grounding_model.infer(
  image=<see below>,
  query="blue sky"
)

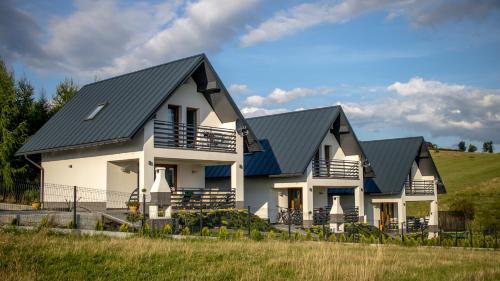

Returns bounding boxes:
[1,0,500,149]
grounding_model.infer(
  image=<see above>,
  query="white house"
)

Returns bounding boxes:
[206,106,374,227]
[16,54,260,210]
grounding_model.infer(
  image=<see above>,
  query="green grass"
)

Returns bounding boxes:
[407,151,500,217]
[1,229,499,281]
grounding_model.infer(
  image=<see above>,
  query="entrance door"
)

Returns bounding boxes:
[324,145,331,176]
[380,203,395,230]
[288,188,303,209]
[155,164,177,191]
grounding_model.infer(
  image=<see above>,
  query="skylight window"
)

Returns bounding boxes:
[85,103,106,120]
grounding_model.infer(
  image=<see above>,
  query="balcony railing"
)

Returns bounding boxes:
[171,187,235,210]
[154,120,236,153]
[312,159,359,179]
[404,179,434,195]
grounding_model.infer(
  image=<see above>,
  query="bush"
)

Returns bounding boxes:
[329,234,337,242]
[218,226,229,239]
[119,224,129,233]
[250,229,263,241]
[95,221,104,231]
[163,224,173,235]
[39,215,49,228]
[10,217,18,226]
[140,223,150,235]
[126,213,140,223]
[305,229,312,241]
[267,230,275,240]
[67,220,76,229]
[317,230,324,241]
[293,232,302,241]
[181,226,190,236]
[232,229,244,239]
[280,231,288,241]
[201,226,210,237]
[339,234,346,242]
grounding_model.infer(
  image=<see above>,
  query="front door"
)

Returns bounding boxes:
[155,164,177,191]
[288,188,303,209]
[380,203,395,230]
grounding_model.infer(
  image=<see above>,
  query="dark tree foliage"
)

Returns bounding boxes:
[467,144,477,153]
[50,78,79,115]
[458,141,466,152]
[482,141,494,153]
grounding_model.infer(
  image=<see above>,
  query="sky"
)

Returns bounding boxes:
[1,0,500,149]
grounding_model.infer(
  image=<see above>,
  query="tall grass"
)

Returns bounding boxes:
[1,229,499,281]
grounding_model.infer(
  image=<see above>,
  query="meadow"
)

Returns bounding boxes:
[0,229,499,281]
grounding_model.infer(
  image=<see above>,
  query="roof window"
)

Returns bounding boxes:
[85,103,106,120]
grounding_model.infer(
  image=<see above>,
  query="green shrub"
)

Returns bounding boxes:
[267,230,275,240]
[339,234,346,242]
[293,232,302,241]
[201,226,210,237]
[280,231,288,241]
[39,215,49,228]
[163,224,173,235]
[10,217,18,226]
[232,229,244,239]
[317,230,324,241]
[250,229,263,241]
[95,221,104,231]
[305,229,312,241]
[181,227,190,236]
[67,220,76,229]
[126,213,140,223]
[369,234,376,244]
[140,223,150,235]
[218,226,229,239]
[329,234,337,242]
[119,224,129,233]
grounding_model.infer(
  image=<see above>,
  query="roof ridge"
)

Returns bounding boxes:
[361,136,424,143]
[82,53,205,88]
[247,105,341,120]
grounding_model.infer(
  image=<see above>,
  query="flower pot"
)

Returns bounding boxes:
[32,202,40,210]
[129,206,138,213]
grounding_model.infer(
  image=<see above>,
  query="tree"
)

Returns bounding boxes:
[482,141,494,153]
[467,144,477,153]
[50,78,79,115]
[0,59,28,187]
[458,141,466,152]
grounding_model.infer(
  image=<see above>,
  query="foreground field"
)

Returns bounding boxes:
[1,230,499,281]
[408,150,500,217]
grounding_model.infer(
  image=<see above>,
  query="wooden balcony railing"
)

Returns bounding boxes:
[154,120,236,153]
[312,159,359,179]
[404,179,434,195]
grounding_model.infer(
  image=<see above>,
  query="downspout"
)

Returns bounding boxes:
[24,155,44,209]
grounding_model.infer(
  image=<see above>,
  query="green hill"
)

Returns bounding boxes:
[407,151,500,223]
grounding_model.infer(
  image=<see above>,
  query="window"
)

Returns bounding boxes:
[85,103,106,120]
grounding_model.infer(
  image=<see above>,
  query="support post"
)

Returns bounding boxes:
[142,193,146,227]
[288,208,291,239]
[199,208,203,235]
[73,186,77,229]
[247,205,251,236]
[302,184,313,228]
[428,200,439,238]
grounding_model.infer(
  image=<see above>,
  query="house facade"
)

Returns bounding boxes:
[16,54,260,209]
[206,106,374,227]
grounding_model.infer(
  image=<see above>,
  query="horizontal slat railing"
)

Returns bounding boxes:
[171,188,235,210]
[312,159,359,179]
[154,120,236,153]
[404,180,434,195]
[313,206,359,225]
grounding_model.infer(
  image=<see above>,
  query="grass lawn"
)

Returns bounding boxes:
[1,230,499,281]
[407,151,500,217]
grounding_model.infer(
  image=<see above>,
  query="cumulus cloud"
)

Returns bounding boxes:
[240,106,289,118]
[240,0,500,47]
[244,87,333,106]
[1,0,260,78]
[340,77,500,143]
[228,83,250,94]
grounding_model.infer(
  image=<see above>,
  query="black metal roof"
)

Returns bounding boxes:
[245,106,342,176]
[17,54,259,155]
[360,137,444,195]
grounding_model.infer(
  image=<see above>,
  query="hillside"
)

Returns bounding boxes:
[407,151,500,219]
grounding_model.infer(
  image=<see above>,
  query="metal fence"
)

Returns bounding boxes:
[312,159,359,179]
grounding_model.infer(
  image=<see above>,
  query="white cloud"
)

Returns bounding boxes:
[240,0,500,47]
[340,77,500,142]
[244,86,333,106]
[240,106,289,118]
[228,83,250,94]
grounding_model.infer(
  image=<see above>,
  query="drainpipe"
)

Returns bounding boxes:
[24,155,44,209]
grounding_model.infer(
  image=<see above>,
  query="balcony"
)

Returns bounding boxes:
[154,120,236,153]
[312,159,359,179]
[404,179,434,195]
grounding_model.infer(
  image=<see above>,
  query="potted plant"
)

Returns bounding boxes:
[127,201,140,213]
[31,199,41,210]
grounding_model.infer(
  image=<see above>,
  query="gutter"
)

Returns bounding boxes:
[24,155,44,209]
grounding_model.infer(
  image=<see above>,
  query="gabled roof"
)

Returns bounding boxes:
[17,54,260,155]
[360,137,445,195]
[206,139,281,177]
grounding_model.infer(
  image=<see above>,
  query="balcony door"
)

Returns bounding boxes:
[167,105,180,146]
[186,108,197,148]
[324,145,331,176]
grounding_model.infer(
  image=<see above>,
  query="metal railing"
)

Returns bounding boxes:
[312,159,359,179]
[154,120,236,153]
[171,187,235,210]
[404,179,434,195]
[312,206,360,225]
[276,207,303,226]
